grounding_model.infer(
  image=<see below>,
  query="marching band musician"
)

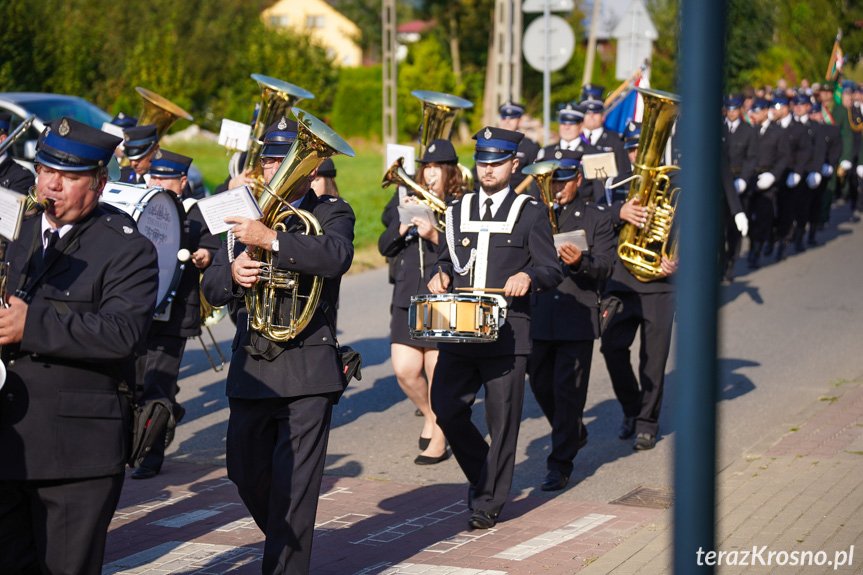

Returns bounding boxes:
[378,139,463,466]
[118,124,159,185]
[790,94,821,253]
[497,101,540,191]
[721,94,756,282]
[0,118,158,574]
[537,103,589,159]
[527,150,615,492]
[806,100,842,245]
[0,113,35,194]
[427,127,563,529]
[130,150,220,480]
[580,97,634,199]
[200,116,355,574]
[311,158,339,198]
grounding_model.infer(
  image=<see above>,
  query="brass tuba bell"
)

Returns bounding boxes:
[617,87,681,282]
[242,74,314,194]
[522,160,562,234]
[135,87,194,140]
[245,108,354,342]
[412,90,475,189]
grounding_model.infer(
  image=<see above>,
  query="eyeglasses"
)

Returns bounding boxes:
[260,158,282,167]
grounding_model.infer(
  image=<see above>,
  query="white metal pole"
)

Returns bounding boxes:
[543,0,551,145]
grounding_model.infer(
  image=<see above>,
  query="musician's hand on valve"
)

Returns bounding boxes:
[427,272,450,294]
[227,169,256,190]
[225,216,277,250]
[231,251,261,288]
[191,248,212,270]
[659,255,679,277]
[558,242,583,267]
[620,197,648,227]
[412,217,438,243]
[504,271,531,297]
[0,296,28,345]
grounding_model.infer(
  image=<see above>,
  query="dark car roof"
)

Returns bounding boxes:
[0,92,112,129]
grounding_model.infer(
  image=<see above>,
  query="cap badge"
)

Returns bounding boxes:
[555,150,563,159]
[461,237,470,247]
[123,226,133,235]
[124,132,131,142]
[58,119,70,137]
[484,128,492,139]
[155,150,163,159]
[428,144,436,153]
[278,117,287,130]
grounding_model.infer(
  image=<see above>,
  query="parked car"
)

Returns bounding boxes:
[0,92,206,197]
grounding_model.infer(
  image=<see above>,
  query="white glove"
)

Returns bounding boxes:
[806,172,822,189]
[785,172,801,188]
[733,178,747,194]
[840,159,853,172]
[734,212,749,237]
[757,172,776,190]
[857,165,863,179]
[821,163,834,177]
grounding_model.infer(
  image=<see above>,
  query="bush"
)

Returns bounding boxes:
[331,66,383,139]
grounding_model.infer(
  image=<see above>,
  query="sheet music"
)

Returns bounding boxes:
[582,152,618,180]
[397,201,437,228]
[218,119,252,152]
[195,186,263,235]
[554,229,589,253]
[387,143,416,201]
[0,187,26,241]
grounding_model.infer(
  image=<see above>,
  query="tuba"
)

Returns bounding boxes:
[617,87,681,282]
[382,157,448,230]
[136,87,194,140]
[242,74,314,194]
[412,90,475,188]
[522,160,562,234]
[246,108,354,342]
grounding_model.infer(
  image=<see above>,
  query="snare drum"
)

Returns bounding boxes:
[100,182,185,317]
[408,293,503,343]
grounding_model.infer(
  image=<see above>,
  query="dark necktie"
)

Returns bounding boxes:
[482,198,494,221]
[43,229,58,262]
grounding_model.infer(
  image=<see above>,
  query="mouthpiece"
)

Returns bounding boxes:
[24,197,54,218]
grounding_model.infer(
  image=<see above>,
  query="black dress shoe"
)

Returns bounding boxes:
[618,416,636,439]
[418,436,431,451]
[131,465,159,480]
[414,408,423,417]
[414,451,450,465]
[633,433,656,451]
[468,509,496,529]
[541,470,569,491]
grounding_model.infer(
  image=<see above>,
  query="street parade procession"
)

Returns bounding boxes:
[1,1,863,574]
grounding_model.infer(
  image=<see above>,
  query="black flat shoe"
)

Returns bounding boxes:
[541,469,569,491]
[414,451,450,465]
[468,509,496,529]
[618,416,636,439]
[131,465,159,480]
[633,433,656,451]
[418,436,431,451]
[414,408,423,417]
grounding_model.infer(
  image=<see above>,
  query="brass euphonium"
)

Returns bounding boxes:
[381,157,448,230]
[242,75,314,194]
[617,87,681,282]
[522,160,562,234]
[246,108,355,342]
[412,90,475,189]
[135,87,194,140]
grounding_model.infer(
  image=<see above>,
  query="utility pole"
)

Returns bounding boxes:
[484,0,523,127]
[582,0,601,87]
[382,0,398,165]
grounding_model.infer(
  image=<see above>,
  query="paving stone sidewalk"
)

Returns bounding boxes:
[580,380,863,575]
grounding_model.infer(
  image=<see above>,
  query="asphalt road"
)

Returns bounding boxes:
[166,204,863,507]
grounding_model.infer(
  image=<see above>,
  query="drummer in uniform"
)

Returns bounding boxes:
[527,149,615,491]
[130,150,220,480]
[427,127,563,529]
[0,118,158,574]
[118,124,159,185]
[0,113,36,194]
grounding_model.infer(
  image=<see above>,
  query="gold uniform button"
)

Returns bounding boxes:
[461,238,470,247]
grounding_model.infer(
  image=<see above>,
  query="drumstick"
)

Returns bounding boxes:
[438,266,444,287]
[455,287,507,293]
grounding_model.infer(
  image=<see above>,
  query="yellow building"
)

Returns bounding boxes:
[262,0,362,67]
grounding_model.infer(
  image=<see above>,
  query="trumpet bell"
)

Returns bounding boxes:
[136,87,194,139]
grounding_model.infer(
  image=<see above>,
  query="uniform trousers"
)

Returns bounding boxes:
[431,352,527,518]
[527,339,592,477]
[135,333,187,467]
[748,187,776,244]
[600,290,675,437]
[775,185,798,243]
[0,473,124,575]
[809,179,829,235]
[227,395,334,575]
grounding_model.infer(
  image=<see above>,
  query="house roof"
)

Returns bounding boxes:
[397,20,436,34]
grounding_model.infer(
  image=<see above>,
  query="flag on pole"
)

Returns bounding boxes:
[825,30,844,82]
[604,75,648,134]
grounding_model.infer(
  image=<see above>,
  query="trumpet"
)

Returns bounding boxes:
[382,157,447,230]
